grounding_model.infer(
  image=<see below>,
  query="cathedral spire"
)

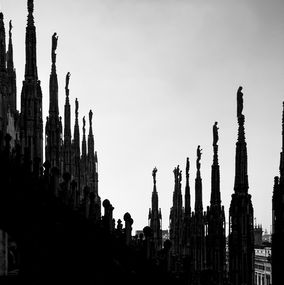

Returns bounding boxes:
[73,98,80,157]
[20,0,43,166]
[82,116,87,157]
[229,86,254,285]
[7,20,17,113]
[88,109,94,158]
[195,145,203,213]
[49,33,58,115]
[148,167,162,253]
[184,157,191,216]
[45,33,61,169]
[234,86,249,194]
[211,122,221,206]
[64,72,71,143]
[280,102,284,180]
[0,13,6,72]
[25,0,38,79]
[63,72,71,174]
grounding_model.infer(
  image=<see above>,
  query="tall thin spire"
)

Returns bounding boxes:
[63,72,71,174]
[0,13,6,72]
[149,167,162,254]
[82,116,87,157]
[72,98,80,178]
[25,0,38,79]
[280,102,284,180]
[229,86,254,285]
[234,86,249,194]
[206,121,226,285]
[7,20,17,114]
[49,33,58,115]
[210,122,221,206]
[20,0,43,166]
[184,157,191,215]
[195,145,203,213]
[45,33,61,169]
[169,165,183,273]
[64,72,71,144]
[87,109,94,159]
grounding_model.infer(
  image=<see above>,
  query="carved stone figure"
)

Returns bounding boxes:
[152,167,157,184]
[75,98,78,117]
[213,121,219,146]
[9,20,12,35]
[237,86,243,117]
[51,32,58,63]
[83,116,86,132]
[65,72,70,90]
[89,110,93,126]
[196,145,202,170]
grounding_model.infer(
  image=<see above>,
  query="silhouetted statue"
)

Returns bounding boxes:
[51,32,58,63]
[65,72,71,90]
[83,116,86,132]
[9,20,12,36]
[75,98,79,117]
[213,121,219,146]
[89,110,93,127]
[196,145,202,170]
[152,167,157,185]
[179,169,182,182]
[237,86,243,117]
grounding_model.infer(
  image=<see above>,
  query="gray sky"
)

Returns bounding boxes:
[2,0,284,232]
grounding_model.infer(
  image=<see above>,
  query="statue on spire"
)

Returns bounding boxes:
[75,98,79,118]
[65,72,71,90]
[213,121,219,146]
[237,86,243,118]
[152,167,157,185]
[51,32,58,64]
[9,20,12,36]
[89,110,93,127]
[196,145,202,170]
[83,116,86,133]
[179,169,182,183]
[173,166,179,183]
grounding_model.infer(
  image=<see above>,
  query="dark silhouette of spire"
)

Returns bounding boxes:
[206,122,226,285]
[88,109,94,161]
[184,157,191,217]
[191,146,206,285]
[272,102,284,284]
[229,86,254,285]
[148,167,162,256]
[195,145,203,214]
[182,157,191,279]
[72,98,80,187]
[234,86,249,194]
[45,33,62,169]
[25,0,37,79]
[20,0,43,166]
[211,122,221,206]
[7,20,17,114]
[82,116,87,158]
[0,13,6,72]
[63,72,72,174]
[169,165,183,274]
[0,12,7,148]
[86,109,101,221]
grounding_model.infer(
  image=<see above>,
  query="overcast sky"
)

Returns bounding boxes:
[2,0,284,233]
